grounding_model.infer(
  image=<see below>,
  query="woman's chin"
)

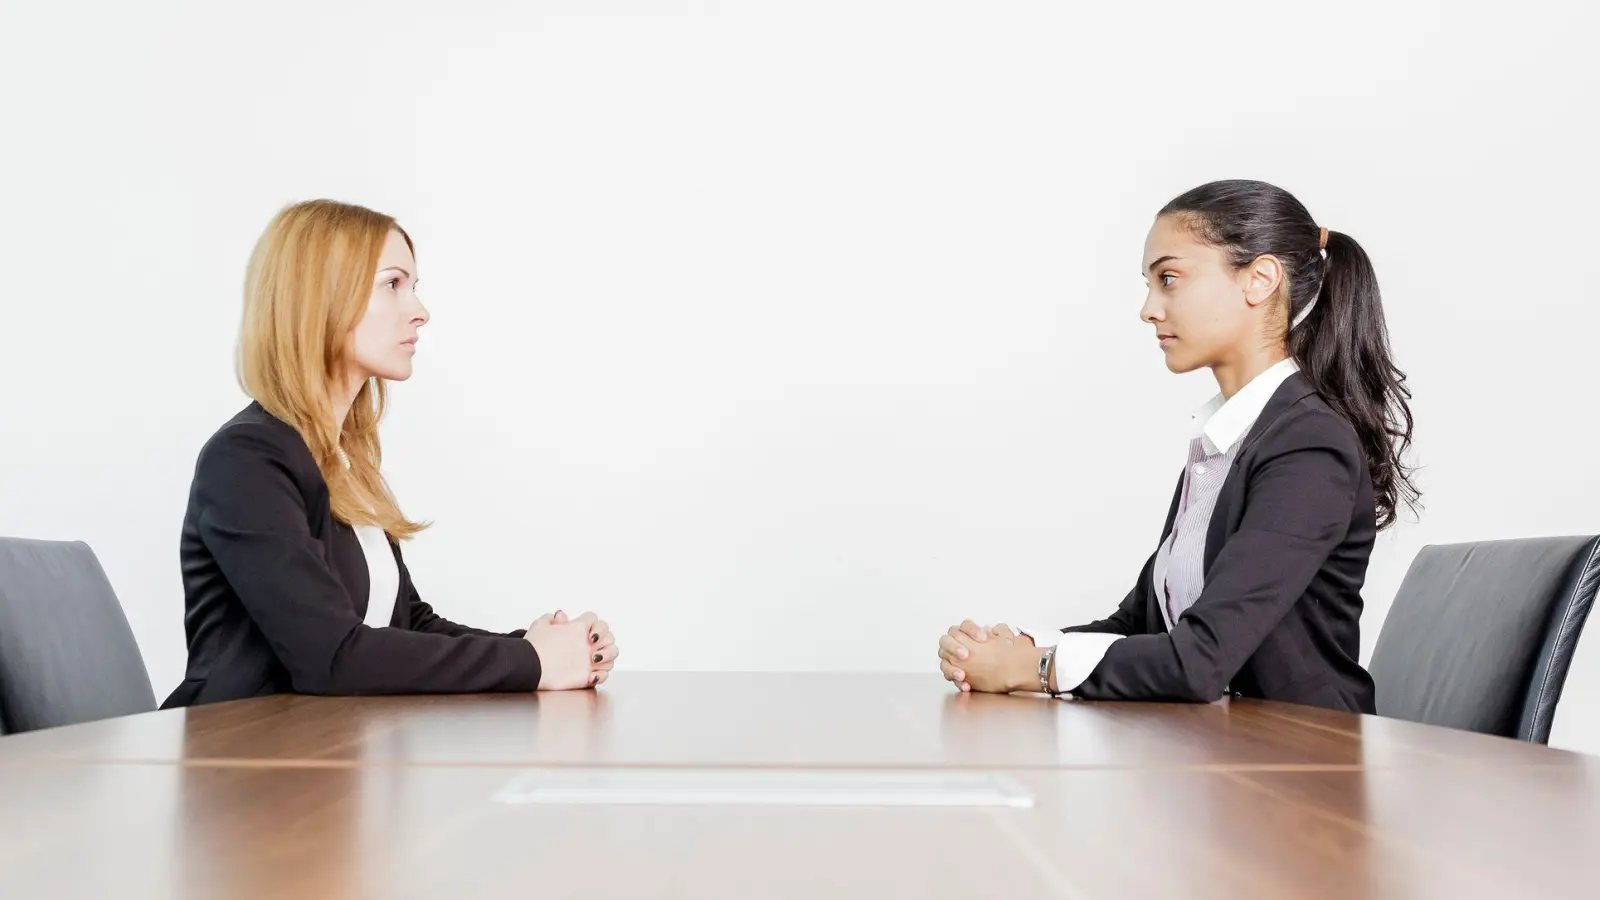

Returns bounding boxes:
[374,362,414,383]
[1160,352,1202,375]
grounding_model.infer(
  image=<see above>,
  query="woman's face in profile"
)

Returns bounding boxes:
[1138,214,1257,375]
[350,229,428,383]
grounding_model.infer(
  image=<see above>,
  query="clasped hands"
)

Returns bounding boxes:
[937,619,1045,694]
[525,609,619,691]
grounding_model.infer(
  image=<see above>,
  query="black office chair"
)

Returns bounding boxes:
[1369,535,1600,744]
[0,537,157,733]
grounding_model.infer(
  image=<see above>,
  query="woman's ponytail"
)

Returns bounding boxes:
[1289,229,1417,529]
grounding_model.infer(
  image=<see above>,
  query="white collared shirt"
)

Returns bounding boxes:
[338,449,401,629]
[1025,358,1301,694]
[356,523,400,628]
[1190,357,1301,457]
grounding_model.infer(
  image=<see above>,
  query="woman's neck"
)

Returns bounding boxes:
[332,372,367,434]
[1212,347,1290,400]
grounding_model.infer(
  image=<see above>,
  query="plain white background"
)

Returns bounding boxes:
[2,1,1597,751]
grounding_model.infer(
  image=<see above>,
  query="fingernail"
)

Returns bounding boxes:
[593,653,603,663]
[590,673,599,685]
[590,633,599,644]
[958,648,968,659]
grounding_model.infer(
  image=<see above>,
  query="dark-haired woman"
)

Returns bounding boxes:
[936,179,1417,714]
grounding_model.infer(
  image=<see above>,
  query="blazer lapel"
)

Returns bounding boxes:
[1205,372,1318,573]
[1145,471,1187,633]
[388,539,409,628]
[328,522,370,619]
[1160,470,1184,541]
[1229,372,1316,470]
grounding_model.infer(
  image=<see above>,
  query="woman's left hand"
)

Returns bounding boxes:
[536,611,619,687]
[576,613,617,686]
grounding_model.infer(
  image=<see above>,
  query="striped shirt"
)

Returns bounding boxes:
[1151,437,1240,630]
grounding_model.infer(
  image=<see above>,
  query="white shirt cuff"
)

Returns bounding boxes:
[1016,625,1060,648]
[1049,632,1124,694]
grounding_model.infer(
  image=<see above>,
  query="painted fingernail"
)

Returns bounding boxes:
[590,674,599,685]
[593,653,603,663]
[590,633,600,644]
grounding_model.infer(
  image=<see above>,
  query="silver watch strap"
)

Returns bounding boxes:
[1039,645,1059,695]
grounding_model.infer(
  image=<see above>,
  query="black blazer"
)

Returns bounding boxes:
[1061,372,1378,714]
[162,403,542,709]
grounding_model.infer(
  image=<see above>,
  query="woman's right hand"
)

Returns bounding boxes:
[526,611,609,691]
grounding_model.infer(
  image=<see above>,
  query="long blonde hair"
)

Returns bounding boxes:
[238,199,426,540]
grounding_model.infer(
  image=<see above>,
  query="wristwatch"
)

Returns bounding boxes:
[1038,644,1061,696]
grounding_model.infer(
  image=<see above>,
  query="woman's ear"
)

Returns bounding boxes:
[1241,255,1285,309]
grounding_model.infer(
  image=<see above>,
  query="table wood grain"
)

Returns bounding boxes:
[1,762,1594,899]
[1,673,1587,771]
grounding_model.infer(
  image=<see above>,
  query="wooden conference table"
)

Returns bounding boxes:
[0,672,1595,899]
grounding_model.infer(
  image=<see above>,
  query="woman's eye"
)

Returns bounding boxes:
[386,279,400,290]
[1161,274,1177,288]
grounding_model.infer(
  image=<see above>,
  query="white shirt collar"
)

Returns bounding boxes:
[1190,358,1300,456]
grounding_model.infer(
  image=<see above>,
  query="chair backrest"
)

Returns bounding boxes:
[0,537,157,733]
[1370,535,1600,743]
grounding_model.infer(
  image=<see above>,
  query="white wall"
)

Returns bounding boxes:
[3,1,1597,751]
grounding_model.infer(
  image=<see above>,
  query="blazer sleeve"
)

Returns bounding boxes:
[193,423,542,695]
[400,551,528,639]
[1068,411,1361,702]
[408,589,527,638]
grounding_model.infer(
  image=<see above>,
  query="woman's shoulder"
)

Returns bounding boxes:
[193,402,319,487]
[1246,387,1364,470]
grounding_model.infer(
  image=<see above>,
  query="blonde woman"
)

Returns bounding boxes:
[162,200,616,708]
